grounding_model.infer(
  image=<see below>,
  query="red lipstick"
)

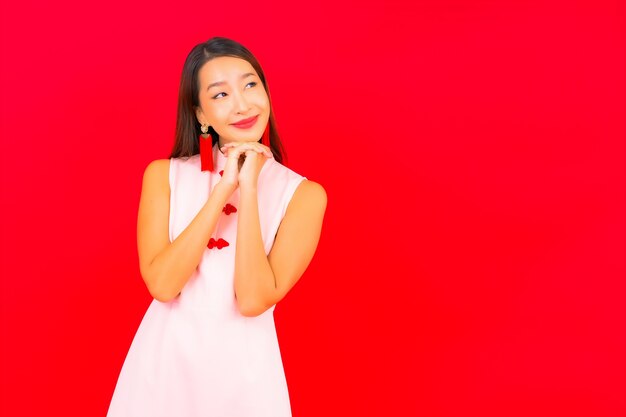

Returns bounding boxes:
[231,115,259,129]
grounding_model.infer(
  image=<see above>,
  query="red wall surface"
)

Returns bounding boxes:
[1,1,624,416]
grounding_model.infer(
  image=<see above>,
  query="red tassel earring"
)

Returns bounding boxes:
[199,123,214,172]
[261,123,270,148]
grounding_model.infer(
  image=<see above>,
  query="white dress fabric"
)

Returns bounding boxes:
[107,142,307,416]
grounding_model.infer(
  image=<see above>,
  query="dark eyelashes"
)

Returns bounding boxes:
[212,82,257,100]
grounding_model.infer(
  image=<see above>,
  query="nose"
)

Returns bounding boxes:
[232,89,251,114]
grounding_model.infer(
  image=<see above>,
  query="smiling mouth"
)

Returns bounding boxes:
[231,115,259,126]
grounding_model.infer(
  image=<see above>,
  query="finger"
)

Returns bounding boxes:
[221,142,250,153]
[220,142,241,153]
[221,142,239,149]
[222,141,265,150]
[226,143,272,158]
[257,143,273,157]
[224,142,261,151]
[224,145,245,158]
[246,142,273,157]
[226,144,254,159]
[249,144,272,158]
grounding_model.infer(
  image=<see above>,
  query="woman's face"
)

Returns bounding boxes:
[195,56,270,145]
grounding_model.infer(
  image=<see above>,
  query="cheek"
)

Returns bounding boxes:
[206,102,229,121]
[251,88,269,104]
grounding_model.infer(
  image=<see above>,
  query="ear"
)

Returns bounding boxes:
[194,106,205,125]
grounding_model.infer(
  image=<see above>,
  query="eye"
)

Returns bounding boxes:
[212,82,257,100]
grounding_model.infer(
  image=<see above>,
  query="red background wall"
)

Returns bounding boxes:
[1,1,624,416]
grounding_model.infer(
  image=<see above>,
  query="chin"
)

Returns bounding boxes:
[243,128,264,140]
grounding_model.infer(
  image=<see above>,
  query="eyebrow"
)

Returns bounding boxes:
[207,72,256,91]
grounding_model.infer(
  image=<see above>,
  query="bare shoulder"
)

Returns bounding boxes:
[291,179,327,211]
[142,159,171,192]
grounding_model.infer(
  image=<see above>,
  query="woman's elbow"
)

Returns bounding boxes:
[237,299,269,317]
[141,269,173,302]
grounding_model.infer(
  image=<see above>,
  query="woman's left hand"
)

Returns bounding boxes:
[220,141,273,189]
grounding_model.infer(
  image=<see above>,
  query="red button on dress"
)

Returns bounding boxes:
[207,237,229,249]
[223,203,237,215]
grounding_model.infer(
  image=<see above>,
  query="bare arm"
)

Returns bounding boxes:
[137,159,233,302]
[234,179,327,316]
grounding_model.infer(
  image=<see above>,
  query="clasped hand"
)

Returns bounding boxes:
[218,141,273,192]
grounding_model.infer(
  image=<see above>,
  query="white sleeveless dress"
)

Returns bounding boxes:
[107,142,307,417]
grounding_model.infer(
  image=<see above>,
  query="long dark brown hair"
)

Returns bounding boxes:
[170,36,288,165]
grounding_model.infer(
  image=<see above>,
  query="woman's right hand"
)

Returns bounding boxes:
[216,146,243,194]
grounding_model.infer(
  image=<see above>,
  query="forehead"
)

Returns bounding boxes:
[198,56,257,85]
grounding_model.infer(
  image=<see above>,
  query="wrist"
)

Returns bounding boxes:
[213,182,236,199]
[239,182,257,194]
